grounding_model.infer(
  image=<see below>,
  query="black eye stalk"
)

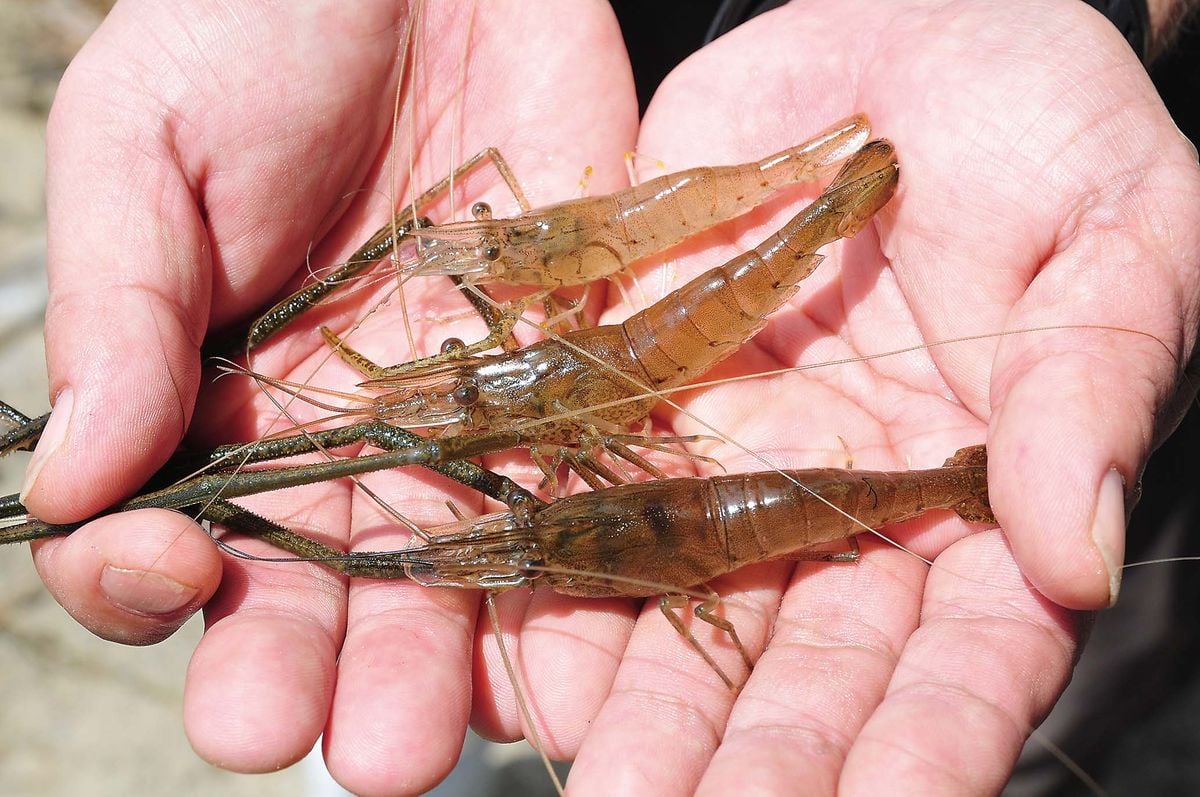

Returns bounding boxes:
[480,235,502,261]
[452,380,480,407]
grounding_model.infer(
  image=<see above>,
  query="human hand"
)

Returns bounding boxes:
[20,0,639,792]
[540,0,1200,794]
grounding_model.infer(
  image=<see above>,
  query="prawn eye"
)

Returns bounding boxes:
[471,201,492,221]
[440,337,465,354]
[480,235,501,261]
[452,380,480,406]
[508,488,538,523]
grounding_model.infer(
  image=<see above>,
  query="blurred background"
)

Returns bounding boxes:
[1,1,1197,795]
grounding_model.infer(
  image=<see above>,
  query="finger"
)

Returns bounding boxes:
[839,531,1080,795]
[321,470,481,796]
[26,0,412,523]
[563,564,792,796]
[851,0,1200,609]
[183,487,350,773]
[471,587,638,760]
[695,541,926,794]
[988,175,1200,608]
[31,508,221,645]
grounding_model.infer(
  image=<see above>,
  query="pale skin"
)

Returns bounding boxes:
[18,0,1200,794]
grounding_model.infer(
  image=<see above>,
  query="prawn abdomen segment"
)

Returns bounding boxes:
[621,140,900,391]
[728,466,994,564]
[608,113,872,261]
[532,478,734,598]
[621,249,823,389]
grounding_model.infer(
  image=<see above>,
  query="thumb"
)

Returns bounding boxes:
[988,204,1200,610]
[20,67,210,523]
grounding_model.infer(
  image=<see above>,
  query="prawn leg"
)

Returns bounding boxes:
[172,421,538,513]
[660,586,766,691]
[536,404,649,489]
[199,499,426,579]
[658,538,868,688]
[0,431,531,544]
[659,593,740,690]
[451,275,522,353]
[596,432,723,476]
[0,493,26,521]
[541,432,672,488]
[320,289,542,379]
[543,402,719,487]
[0,423,542,546]
[694,590,755,678]
[541,287,589,336]
[0,399,33,428]
[208,147,532,357]
[0,402,46,455]
[526,403,693,489]
[0,490,422,580]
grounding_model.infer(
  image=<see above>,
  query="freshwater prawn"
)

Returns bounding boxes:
[229,445,996,694]
[1,438,993,691]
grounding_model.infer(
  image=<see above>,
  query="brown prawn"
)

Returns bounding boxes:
[0,436,991,690]
[403,114,870,287]
[178,444,993,690]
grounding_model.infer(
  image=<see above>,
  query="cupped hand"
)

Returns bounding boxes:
[24,0,639,793]
[536,1,1200,794]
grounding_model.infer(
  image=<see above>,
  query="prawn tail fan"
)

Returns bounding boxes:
[944,444,995,524]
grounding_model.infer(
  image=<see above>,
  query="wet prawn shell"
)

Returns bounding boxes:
[531,462,991,599]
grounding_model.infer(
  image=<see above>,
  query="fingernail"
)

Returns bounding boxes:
[101,565,199,616]
[1090,469,1127,608]
[19,388,74,503]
